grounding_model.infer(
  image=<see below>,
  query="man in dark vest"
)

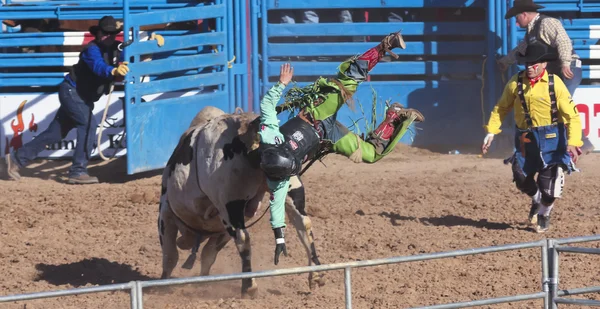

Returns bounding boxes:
[500,0,581,94]
[4,16,130,184]
[482,42,583,233]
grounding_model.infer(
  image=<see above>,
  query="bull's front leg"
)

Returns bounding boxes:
[285,176,326,289]
[224,200,258,298]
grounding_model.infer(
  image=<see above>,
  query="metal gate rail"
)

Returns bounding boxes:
[2,235,600,308]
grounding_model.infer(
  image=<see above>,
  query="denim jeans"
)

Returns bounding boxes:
[13,80,98,177]
[562,59,583,97]
[559,59,590,150]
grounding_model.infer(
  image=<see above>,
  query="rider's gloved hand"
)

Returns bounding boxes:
[273,227,288,265]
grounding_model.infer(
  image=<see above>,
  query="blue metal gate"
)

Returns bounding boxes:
[121,0,248,174]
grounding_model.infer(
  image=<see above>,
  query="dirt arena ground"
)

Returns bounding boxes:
[1,146,599,309]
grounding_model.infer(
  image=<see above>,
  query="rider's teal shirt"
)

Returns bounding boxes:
[259,82,289,230]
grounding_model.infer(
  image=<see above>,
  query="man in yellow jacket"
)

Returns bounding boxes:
[482,42,583,233]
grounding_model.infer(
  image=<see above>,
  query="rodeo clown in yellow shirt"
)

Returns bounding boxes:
[482,42,583,234]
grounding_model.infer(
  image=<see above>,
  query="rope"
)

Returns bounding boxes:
[245,204,271,229]
[97,83,119,161]
[480,57,488,128]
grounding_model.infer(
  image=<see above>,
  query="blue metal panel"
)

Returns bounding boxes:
[128,53,226,76]
[226,0,235,113]
[0,53,68,67]
[130,72,227,96]
[122,0,237,174]
[127,32,226,55]
[486,0,497,122]
[268,42,486,57]
[250,0,261,112]
[267,22,487,37]
[126,92,229,174]
[266,61,483,77]
[0,2,196,20]
[266,0,485,9]
[239,0,249,111]
[129,5,225,26]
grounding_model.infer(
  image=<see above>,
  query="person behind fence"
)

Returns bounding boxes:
[2,16,162,185]
[481,42,583,233]
[499,0,594,153]
[257,31,425,264]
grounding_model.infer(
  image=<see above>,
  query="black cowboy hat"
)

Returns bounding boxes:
[89,15,122,35]
[505,0,545,19]
[516,42,558,64]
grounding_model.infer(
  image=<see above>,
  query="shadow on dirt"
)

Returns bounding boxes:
[34,257,249,300]
[34,257,152,287]
[17,156,162,184]
[378,211,530,231]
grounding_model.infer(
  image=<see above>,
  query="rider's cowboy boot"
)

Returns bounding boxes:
[367,103,424,154]
[375,31,407,59]
[359,31,407,72]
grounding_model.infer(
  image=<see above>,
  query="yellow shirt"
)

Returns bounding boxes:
[485,70,583,147]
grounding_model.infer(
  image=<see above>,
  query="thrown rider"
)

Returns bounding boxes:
[256,31,425,265]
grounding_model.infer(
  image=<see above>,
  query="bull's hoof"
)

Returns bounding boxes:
[242,285,259,299]
[241,280,258,299]
[308,272,326,289]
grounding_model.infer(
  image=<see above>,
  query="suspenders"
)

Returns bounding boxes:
[516,70,558,128]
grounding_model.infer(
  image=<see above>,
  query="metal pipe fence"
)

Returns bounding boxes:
[2,235,600,309]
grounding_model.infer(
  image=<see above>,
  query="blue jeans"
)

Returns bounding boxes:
[13,80,98,177]
[560,59,590,149]
[563,60,583,97]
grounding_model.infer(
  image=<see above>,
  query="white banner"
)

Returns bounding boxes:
[1,92,127,159]
[1,87,598,160]
[573,88,600,150]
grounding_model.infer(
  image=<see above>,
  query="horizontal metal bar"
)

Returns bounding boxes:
[127,32,226,55]
[130,5,224,27]
[0,282,134,303]
[268,42,485,57]
[0,30,190,48]
[128,53,226,76]
[267,22,486,37]
[559,286,600,297]
[262,80,480,90]
[556,246,600,255]
[0,6,191,20]
[6,0,191,5]
[538,4,582,11]
[555,234,600,245]
[267,0,485,9]
[131,71,227,96]
[140,240,545,289]
[135,90,228,108]
[266,61,483,76]
[412,292,546,309]
[555,297,600,306]
[0,77,65,87]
